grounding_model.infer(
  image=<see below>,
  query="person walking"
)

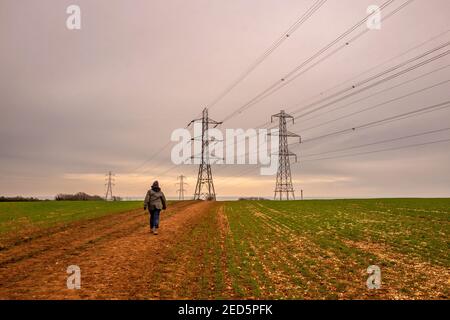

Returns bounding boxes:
[144,181,167,235]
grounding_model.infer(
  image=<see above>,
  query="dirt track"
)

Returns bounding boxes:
[0,201,217,299]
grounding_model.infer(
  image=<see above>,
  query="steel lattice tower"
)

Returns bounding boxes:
[105,171,115,201]
[188,108,222,201]
[176,174,188,200]
[271,110,301,200]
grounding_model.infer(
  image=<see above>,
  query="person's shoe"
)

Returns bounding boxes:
[154,229,158,235]
[152,227,156,234]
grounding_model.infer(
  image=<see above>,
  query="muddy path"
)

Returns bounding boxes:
[0,200,216,299]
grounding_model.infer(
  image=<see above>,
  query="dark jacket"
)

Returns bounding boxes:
[144,186,167,210]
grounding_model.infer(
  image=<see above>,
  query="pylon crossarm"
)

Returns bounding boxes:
[208,119,223,126]
[191,155,223,160]
[286,131,301,138]
[187,118,203,127]
[207,137,223,142]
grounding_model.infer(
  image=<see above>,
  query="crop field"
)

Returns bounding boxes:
[0,199,448,299]
[0,201,142,235]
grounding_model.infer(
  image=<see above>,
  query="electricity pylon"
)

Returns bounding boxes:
[176,175,188,200]
[105,171,115,201]
[271,110,301,200]
[188,108,222,201]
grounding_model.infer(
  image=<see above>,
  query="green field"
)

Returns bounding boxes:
[157,198,449,299]
[0,198,448,299]
[0,201,142,234]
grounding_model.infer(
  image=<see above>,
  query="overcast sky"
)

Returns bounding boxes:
[1,0,450,199]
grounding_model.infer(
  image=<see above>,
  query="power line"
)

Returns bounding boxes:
[290,39,450,115]
[218,101,450,173]
[285,28,450,112]
[290,45,450,121]
[251,27,450,129]
[219,99,450,176]
[206,0,327,111]
[214,80,450,174]
[211,1,425,168]
[215,79,450,173]
[216,165,261,184]
[218,128,450,183]
[300,137,450,162]
[298,64,450,128]
[300,127,450,157]
[126,0,442,181]
[300,100,450,144]
[195,24,448,171]
[128,141,173,173]
[220,0,405,123]
[300,78,450,133]
[126,2,326,176]
[215,35,450,166]
[260,0,419,119]
[128,0,421,178]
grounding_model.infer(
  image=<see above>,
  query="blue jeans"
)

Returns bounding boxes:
[149,208,161,229]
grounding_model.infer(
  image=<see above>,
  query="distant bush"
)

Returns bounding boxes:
[0,196,41,202]
[238,197,270,201]
[55,192,104,201]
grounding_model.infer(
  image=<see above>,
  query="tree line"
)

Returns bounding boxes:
[0,196,41,202]
[1,192,122,201]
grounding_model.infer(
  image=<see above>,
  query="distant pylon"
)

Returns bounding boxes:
[105,171,115,201]
[188,108,222,201]
[270,110,301,200]
[176,175,188,200]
